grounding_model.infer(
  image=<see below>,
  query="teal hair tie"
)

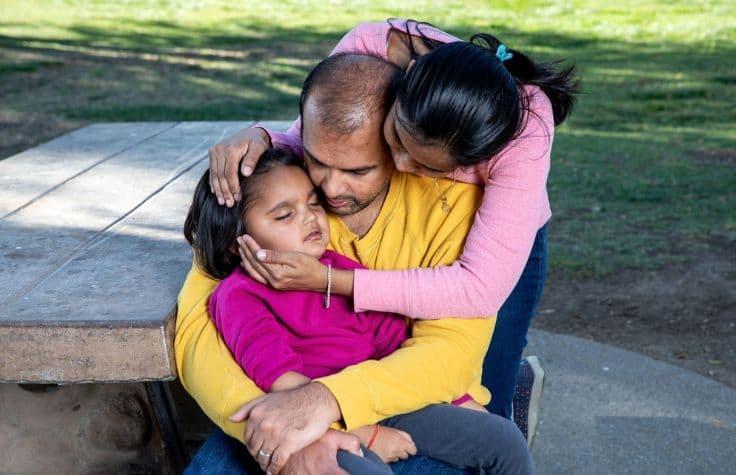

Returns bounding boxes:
[496,44,513,62]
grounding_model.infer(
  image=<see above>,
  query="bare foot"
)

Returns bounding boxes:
[351,425,417,463]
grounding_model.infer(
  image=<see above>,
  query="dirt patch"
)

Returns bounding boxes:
[536,242,736,387]
[0,111,80,159]
[691,148,736,166]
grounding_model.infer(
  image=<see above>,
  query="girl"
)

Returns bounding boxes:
[209,19,579,430]
[185,148,531,475]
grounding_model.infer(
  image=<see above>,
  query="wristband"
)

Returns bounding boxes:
[366,425,380,450]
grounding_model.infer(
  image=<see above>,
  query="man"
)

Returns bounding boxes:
[178,54,529,474]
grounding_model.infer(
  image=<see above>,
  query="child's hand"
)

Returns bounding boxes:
[352,425,417,463]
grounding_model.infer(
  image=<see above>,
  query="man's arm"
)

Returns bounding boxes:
[175,262,265,440]
[317,317,494,430]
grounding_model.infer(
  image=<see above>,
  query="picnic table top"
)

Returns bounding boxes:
[0,121,290,383]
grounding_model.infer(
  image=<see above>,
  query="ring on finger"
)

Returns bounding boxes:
[258,449,272,461]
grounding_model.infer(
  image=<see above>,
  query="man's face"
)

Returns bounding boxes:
[301,98,394,216]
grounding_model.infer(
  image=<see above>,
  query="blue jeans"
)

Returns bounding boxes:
[484,225,548,418]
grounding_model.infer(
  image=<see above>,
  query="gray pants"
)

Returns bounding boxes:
[337,404,533,474]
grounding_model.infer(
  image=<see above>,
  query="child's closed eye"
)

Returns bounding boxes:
[275,212,292,221]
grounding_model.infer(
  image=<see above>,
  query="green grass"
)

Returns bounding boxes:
[1,0,734,277]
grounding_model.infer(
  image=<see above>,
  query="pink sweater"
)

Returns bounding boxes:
[266,20,554,319]
[209,251,408,391]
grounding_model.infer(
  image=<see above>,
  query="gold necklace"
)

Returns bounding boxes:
[433,178,457,213]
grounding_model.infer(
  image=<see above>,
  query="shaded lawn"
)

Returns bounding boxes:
[1,0,735,277]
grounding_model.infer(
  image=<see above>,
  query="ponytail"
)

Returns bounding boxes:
[470,33,579,126]
[391,19,579,167]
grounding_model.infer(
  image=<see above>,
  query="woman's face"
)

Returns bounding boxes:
[383,101,457,178]
[244,166,330,259]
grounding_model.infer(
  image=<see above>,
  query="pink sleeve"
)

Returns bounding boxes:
[212,286,304,391]
[353,90,554,318]
[261,20,458,158]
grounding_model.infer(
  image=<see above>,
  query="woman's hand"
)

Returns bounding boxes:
[237,235,328,291]
[208,126,271,207]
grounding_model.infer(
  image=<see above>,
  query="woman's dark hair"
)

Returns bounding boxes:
[388,19,580,167]
[183,148,303,279]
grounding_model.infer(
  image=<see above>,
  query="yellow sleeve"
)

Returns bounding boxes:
[175,262,264,441]
[317,316,495,430]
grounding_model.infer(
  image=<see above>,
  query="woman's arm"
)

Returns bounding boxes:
[175,263,265,441]
[354,90,555,318]
[246,90,554,320]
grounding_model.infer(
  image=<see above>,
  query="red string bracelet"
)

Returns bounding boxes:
[366,425,380,449]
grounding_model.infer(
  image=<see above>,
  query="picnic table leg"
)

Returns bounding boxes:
[146,381,188,472]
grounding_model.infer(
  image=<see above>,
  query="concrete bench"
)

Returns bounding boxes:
[0,121,290,473]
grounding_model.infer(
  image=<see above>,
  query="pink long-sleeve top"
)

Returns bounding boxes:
[265,20,554,319]
[209,251,409,391]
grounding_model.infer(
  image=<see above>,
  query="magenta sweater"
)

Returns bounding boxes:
[264,20,554,318]
[209,251,409,391]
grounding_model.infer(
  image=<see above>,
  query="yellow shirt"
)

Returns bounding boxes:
[175,172,494,439]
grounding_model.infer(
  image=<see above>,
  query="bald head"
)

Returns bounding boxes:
[299,53,401,136]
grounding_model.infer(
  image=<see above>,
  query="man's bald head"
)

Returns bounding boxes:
[299,53,401,136]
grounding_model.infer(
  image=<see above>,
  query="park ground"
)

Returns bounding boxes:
[1,1,734,386]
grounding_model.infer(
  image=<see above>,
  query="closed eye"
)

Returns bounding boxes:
[275,212,292,221]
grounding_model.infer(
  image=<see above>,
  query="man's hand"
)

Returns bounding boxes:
[230,382,342,474]
[282,430,363,475]
[208,126,271,207]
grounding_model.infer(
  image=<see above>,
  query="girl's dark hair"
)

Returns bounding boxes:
[183,148,303,279]
[388,19,580,167]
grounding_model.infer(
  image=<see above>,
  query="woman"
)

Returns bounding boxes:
[209,18,578,427]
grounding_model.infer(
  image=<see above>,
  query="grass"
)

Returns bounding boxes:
[1,0,734,277]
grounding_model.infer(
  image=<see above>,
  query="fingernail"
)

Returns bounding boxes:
[243,166,253,176]
[235,193,242,201]
[226,199,233,207]
[256,250,267,261]
[217,196,224,205]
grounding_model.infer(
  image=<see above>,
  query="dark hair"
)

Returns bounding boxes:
[389,19,580,167]
[183,148,303,279]
[298,53,401,135]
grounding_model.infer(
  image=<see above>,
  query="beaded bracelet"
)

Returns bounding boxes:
[324,263,332,309]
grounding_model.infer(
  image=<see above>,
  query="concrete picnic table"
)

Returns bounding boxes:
[0,121,287,473]
[2,121,735,474]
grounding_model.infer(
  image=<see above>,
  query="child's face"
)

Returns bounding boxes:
[244,166,330,258]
